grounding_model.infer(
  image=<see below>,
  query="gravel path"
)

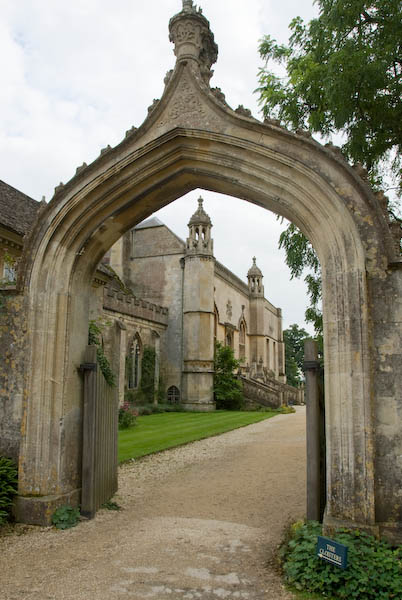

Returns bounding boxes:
[0,407,306,600]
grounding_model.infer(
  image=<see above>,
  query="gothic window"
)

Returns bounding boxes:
[127,334,142,389]
[214,304,219,342]
[225,330,233,348]
[167,386,180,405]
[3,262,16,283]
[239,320,246,360]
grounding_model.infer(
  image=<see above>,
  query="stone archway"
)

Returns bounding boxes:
[12,1,402,541]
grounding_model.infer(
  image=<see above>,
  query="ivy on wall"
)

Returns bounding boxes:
[88,320,116,387]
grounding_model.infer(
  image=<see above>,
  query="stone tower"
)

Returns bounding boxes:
[247,257,266,371]
[182,197,215,410]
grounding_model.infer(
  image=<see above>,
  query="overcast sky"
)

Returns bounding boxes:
[0,0,321,333]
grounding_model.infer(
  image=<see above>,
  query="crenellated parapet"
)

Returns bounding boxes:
[103,286,168,326]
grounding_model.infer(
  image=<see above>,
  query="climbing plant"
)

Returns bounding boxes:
[138,346,156,403]
[88,320,116,387]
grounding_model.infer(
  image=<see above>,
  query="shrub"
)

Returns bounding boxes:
[280,521,402,599]
[281,405,296,414]
[0,456,18,526]
[214,342,244,410]
[118,402,138,429]
[52,505,80,530]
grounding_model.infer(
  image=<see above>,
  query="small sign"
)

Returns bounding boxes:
[317,536,348,569]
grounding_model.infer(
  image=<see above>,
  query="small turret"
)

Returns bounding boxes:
[247,257,264,296]
[186,196,213,255]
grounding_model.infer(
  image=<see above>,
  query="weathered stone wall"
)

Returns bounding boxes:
[126,224,185,394]
[0,290,26,462]
[370,265,402,541]
[214,263,249,359]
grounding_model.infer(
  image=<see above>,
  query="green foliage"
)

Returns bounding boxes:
[0,457,18,526]
[283,324,310,386]
[101,500,121,511]
[51,505,80,530]
[257,0,402,197]
[139,346,156,403]
[214,342,244,410]
[280,521,402,599]
[88,320,116,387]
[118,402,138,429]
[279,223,323,336]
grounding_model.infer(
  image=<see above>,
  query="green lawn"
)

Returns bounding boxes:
[118,409,285,463]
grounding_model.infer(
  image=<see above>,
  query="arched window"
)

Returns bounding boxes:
[167,386,180,405]
[214,304,219,342]
[127,334,142,389]
[239,320,246,360]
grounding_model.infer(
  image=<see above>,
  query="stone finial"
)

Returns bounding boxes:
[235,105,252,118]
[147,99,160,114]
[182,0,195,11]
[169,2,218,84]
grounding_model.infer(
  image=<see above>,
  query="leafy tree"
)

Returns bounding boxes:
[214,342,244,410]
[283,324,310,386]
[279,223,323,335]
[257,0,402,198]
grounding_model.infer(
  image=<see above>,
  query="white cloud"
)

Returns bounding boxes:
[0,0,320,332]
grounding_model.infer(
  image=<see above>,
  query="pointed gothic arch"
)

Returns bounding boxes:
[126,333,142,390]
[10,2,401,542]
[238,317,247,362]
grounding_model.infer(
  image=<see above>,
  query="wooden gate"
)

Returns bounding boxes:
[304,339,326,522]
[80,345,118,518]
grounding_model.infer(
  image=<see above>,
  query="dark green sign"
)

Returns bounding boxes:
[317,536,348,569]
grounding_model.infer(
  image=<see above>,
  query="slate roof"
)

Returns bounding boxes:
[0,180,40,236]
[135,217,164,230]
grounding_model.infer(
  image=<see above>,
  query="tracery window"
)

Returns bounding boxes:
[225,330,233,348]
[127,334,142,389]
[239,320,246,360]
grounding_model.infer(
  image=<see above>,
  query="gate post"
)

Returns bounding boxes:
[80,346,97,519]
[304,340,321,521]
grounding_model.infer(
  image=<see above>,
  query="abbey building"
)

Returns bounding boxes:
[103,196,290,410]
[0,179,298,462]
